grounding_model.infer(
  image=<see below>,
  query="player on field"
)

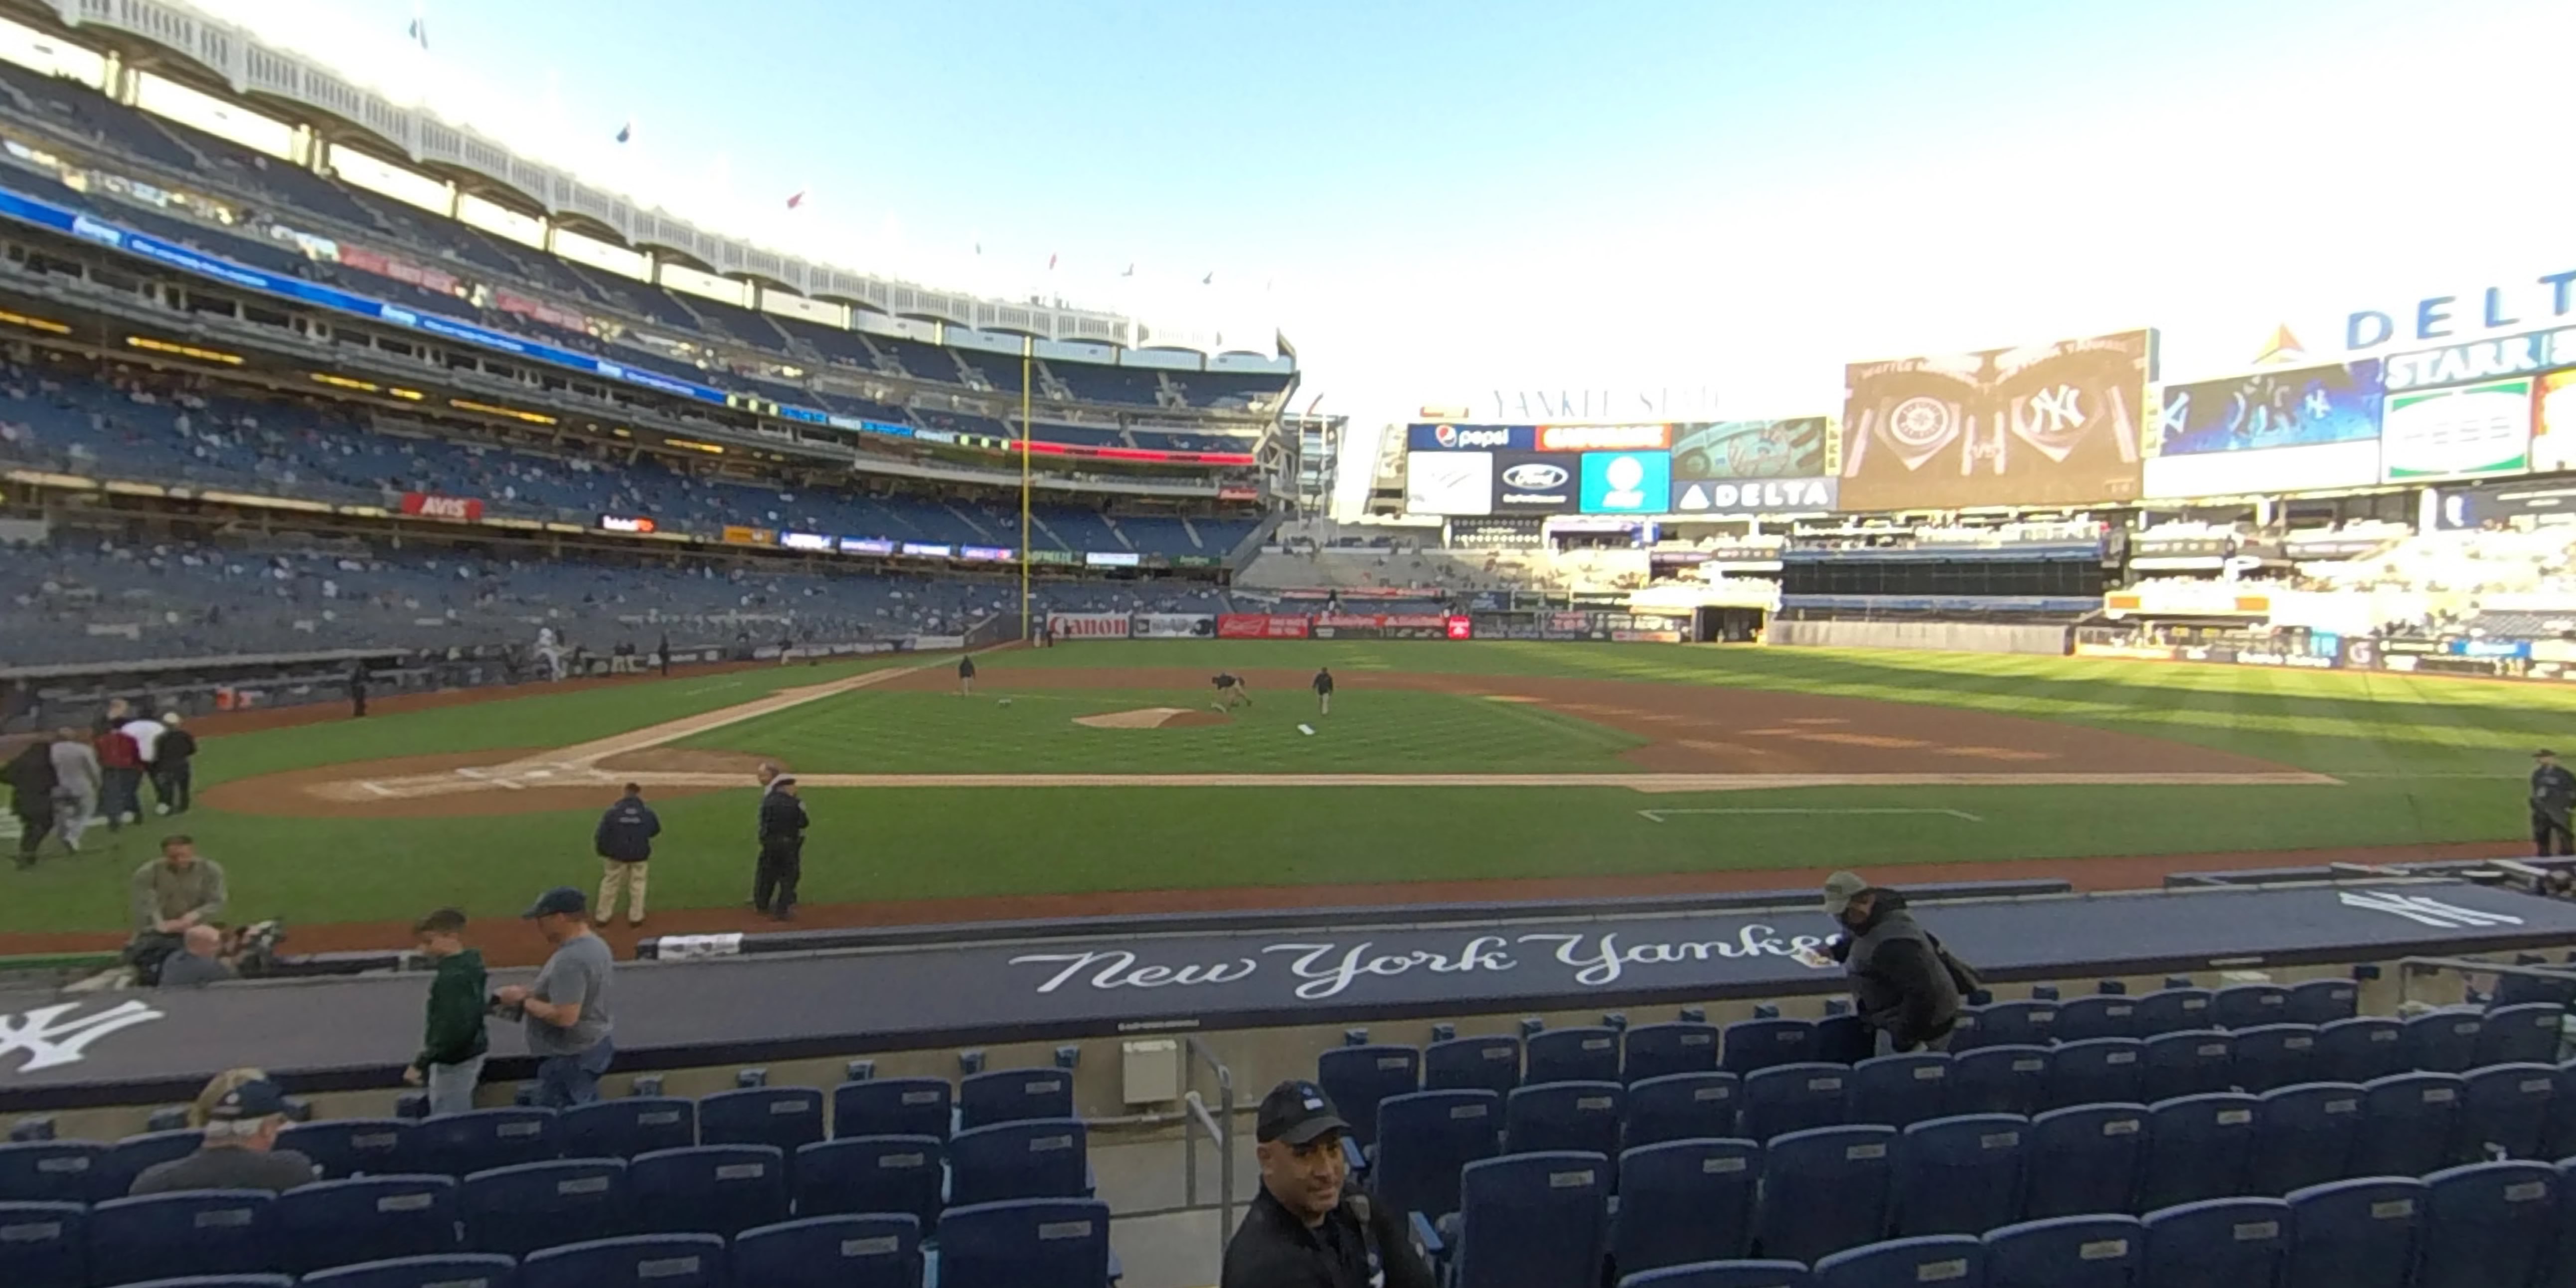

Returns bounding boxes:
[958,653,976,696]
[1313,667,1334,715]
[1212,672,1252,712]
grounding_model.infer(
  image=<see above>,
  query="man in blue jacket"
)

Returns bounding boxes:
[593,783,661,927]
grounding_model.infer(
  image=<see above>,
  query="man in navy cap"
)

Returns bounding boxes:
[129,1069,317,1195]
[2534,750,2576,857]
[494,886,616,1107]
[1220,1079,1433,1288]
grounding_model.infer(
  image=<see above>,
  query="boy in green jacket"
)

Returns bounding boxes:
[401,908,490,1116]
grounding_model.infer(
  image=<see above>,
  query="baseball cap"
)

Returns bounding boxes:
[2540,750,2560,758]
[206,1077,287,1124]
[1821,871,1870,917]
[1255,1080,1350,1146]
[522,886,587,919]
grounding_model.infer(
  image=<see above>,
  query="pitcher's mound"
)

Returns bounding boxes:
[1075,707,1231,730]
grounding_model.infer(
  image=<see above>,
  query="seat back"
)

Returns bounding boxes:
[1624,1023,1723,1085]
[2547,1061,2576,1160]
[2455,1062,2557,1164]
[1453,1151,1612,1288]
[2314,1017,2406,1085]
[2247,1084,2364,1196]
[99,1129,202,1197]
[695,1088,823,1161]
[2211,983,2289,1030]
[271,1174,458,1275]
[1814,1014,1874,1066]
[833,1078,952,1141]
[794,1135,943,1227]
[1849,1053,1952,1129]
[2137,1093,2259,1212]
[935,1198,1111,1288]
[2231,1024,2321,1095]
[279,1120,417,1180]
[2131,988,2213,1037]
[459,1158,627,1258]
[1949,1047,2048,1118]
[2140,1030,2236,1105]
[2402,1010,2484,1075]
[1617,1261,1810,1287]
[1981,1214,2141,1288]
[1426,1035,1523,1099]
[1613,1139,1759,1277]
[1374,1090,1500,1223]
[629,1144,788,1239]
[0,1200,84,1288]
[2355,1072,2466,1178]
[958,1068,1073,1131]
[2281,1176,2424,1288]
[1316,1045,1421,1149]
[88,1189,275,1285]
[2022,1104,2147,1220]
[2283,979,2359,1027]
[2474,1002,2564,1068]
[1752,1125,1895,1266]
[2416,1160,2559,1288]
[1965,1001,2056,1051]
[1892,1114,2026,1237]
[0,1141,106,1204]
[1528,1027,1624,1085]
[2044,1039,2144,1112]
[2140,1197,2287,1286]
[297,1254,517,1288]
[560,1098,695,1159]
[1505,1081,1623,1158]
[516,1233,725,1288]
[731,1213,920,1288]
[948,1119,1087,1208]
[1811,1234,1982,1288]
[1741,1063,1851,1142]
[419,1108,560,1178]
[1723,1019,1818,1076]
[1623,1072,1739,1149]
[2052,996,2141,1044]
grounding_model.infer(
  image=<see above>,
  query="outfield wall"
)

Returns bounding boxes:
[1771,619,2072,655]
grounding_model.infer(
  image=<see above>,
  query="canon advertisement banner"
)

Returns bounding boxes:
[1405,451,1495,516]
[1218,614,1312,639]
[400,491,483,522]
[1489,453,1578,513]
[1841,329,2154,510]
[2381,377,2534,482]
[1132,614,1216,639]
[1046,612,1131,640]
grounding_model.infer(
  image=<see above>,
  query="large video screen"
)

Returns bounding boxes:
[1839,329,2154,511]
[1580,450,1671,514]
[2537,369,2576,475]
[2142,359,2386,498]
[2382,377,2534,482]
[1671,418,1839,513]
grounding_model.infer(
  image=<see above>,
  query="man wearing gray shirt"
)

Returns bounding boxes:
[493,886,615,1108]
[47,727,99,852]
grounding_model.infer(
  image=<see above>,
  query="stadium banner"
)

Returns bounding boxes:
[337,243,461,298]
[1446,615,1474,640]
[1538,423,1671,452]
[1407,423,1535,452]
[720,525,773,545]
[1611,628,1686,643]
[1168,555,1222,568]
[959,545,1013,562]
[779,531,832,551]
[1310,613,1386,641]
[2382,325,2576,394]
[1468,611,1614,642]
[491,288,591,334]
[2380,377,2534,482]
[839,537,896,555]
[1489,453,1578,514]
[1132,614,1216,639]
[2144,360,2387,499]
[901,542,953,557]
[2144,440,2384,499]
[1840,329,2155,510]
[599,514,656,534]
[1579,450,1672,514]
[1027,549,1081,565]
[1672,477,1839,514]
[1217,484,1261,501]
[1405,451,1495,516]
[1672,418,1831,479]
[1218,613,1311,639]
[2534,369,2576,475]
[1046,612,1131,640]
[399,491,483,522]
[1084,551,1141,568]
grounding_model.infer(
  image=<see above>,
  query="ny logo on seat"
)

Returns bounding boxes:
[0,1000,166,1073]
[2338,889,2528,931]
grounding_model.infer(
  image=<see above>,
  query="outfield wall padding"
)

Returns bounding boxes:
[1771,619,2072,655]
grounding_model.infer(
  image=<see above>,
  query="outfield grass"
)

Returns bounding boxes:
[0,642,2557,935]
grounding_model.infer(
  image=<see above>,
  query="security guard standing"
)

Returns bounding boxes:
[2534,749,2576,857]
[1221,1080,1434,1288]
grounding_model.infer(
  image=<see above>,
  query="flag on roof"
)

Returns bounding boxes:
[614,120,632,145]
[406,17,428,49]
[785,190,806,210]
[1201,271,1213,285]
[1047,252,1057,271]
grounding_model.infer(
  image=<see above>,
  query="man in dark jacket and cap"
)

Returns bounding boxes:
[7,733,59,867]
[1220,1079,1435,1288]
[753,768,808,921]
[593,783,661,927]
[2533,750,2576,857]
[1823,870,1963,1055]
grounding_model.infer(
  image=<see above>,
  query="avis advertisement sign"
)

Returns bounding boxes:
[1218,614,1311,639]
[400,491,483,522]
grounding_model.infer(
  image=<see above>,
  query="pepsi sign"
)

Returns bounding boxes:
[1407,422,1536,452]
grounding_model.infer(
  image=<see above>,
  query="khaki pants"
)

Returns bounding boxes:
[597,858,649,924]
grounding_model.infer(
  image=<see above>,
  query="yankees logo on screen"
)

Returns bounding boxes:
[1840,329,2153,511]
[0,999,165,1074]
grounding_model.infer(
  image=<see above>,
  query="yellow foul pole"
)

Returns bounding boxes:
[1019,337,1033,641]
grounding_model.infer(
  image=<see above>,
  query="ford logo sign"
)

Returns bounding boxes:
[1500,463,1568,489]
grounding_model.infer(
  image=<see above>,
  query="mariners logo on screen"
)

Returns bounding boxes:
[1433,424,1513,450]
[1885,396,1961,468]
[1500,463,1569,490]
[0,1000,165,1074]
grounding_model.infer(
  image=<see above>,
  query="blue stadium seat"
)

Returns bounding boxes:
[2455,1062,2557,1163]
[100,1129,203,1197]
[1752,1125,1895,1266]
[419,1109,560,1177]
[949,1119,1087,1208]
[2546,1061,2576,1160]
[299,1254,517,1288]
[1983,1214,2142,1288]
[1849,1054,1951,1128]
[1374,1091,1500,1223]
[1814,1015,1874,1066]
[1623,1072,1740,1148]
[732,1213,920,1288]
[560,1098,695,1159]
[1504,1081,1622,1158]
[1529,1027,1624,1085]
[2247,1084,2364,1196]
[1893,1114,2027,1237]
[695,1088,823,1164]
[2231,1025,2321,1095]
[2283,980,2360,1027]
[1950,1047,2049,1118]
[2132,989,2213,1037]
[2054,996,2142,1043]
[2023,1104,2148,1219]
[1818,1234,1984,1288]
[1619,1261,1810,1287]
[272,1174,459,1275]
[1742,1064,1851,1142]
[517,1233,725,1288]
[1625,1023,1723,1084]
[2136,1094,2259,1212]
[2403,1011,2484,1075]
[1427,1036,1524,1098]
[2314,1018,2406,1086]
[2140,1196,2286,1287]
[1613,1139,1760,1279]
[279,1120,416,1179]
[0,1141,106,1203]
[2281,1176,2425,1288]
[2474,1002,2564,1068]
[2416,1160,2559,1288]
[2354,1073,2466,1179]
[1960,1001,2054,1051]
[1724,1019,1819,1075]
[936,1198,1111,1288]
[629,1144,787,1239]
[0,1200,83,1288]
[832,1078,952,1141]
[958,1069,1073,1131]
[107,1277,292,1287]
[794,1135,942,1227]
[2141,1031,2236,1104]
[2212,984,2290,1031]
[1317,1045,1421,1148]
[2046,1039,2144,1111]
[1448,1152,1612,1288]
[87,1190,276,1285]
[458,1158,627,1258]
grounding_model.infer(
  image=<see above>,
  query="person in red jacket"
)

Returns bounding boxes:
[96,721,143,830]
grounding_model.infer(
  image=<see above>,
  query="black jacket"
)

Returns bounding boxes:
[1221,1186,1434,1288]
[156,728,198,766]
[1829,891,1963,1050]
[595,797,661,863]
[6,741,57,807]
[759,788,808,846]
[413,948,489,1071]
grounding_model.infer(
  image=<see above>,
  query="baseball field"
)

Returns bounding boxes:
[0,640,2558,955]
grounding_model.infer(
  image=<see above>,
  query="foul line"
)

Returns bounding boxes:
[1639,806,1986,823]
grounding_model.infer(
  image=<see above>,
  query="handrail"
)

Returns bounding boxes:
[1180,1034,1237,1250]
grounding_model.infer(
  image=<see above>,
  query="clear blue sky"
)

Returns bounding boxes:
[198,0,2576,489]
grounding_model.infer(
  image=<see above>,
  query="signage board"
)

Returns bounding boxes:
[1579,451,1672,514]
[2381,377,2534,482]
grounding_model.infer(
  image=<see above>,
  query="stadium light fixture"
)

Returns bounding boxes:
[125,335,243,365]
[0,309,70,334]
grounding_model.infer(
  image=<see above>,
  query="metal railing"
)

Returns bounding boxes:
[1180,1034,1237,1252]
[2397,955,2576,1009]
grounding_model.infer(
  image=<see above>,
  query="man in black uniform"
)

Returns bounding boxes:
[753,771,808,921]
[1212,672,1252,712]
[1312,667,1334,716]
[1221,1080,1434,1288]
[348,662,369,718]
[2534,750,2576,857]
[958,653,977,696]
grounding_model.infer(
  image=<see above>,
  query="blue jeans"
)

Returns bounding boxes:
[531,1037,614,1108]
[424,1054,485,1117]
